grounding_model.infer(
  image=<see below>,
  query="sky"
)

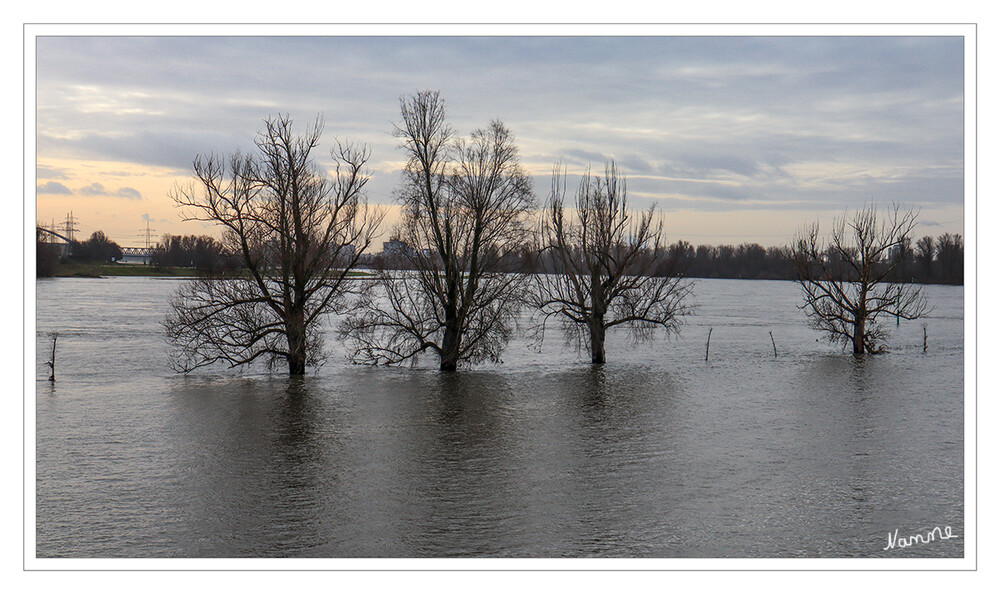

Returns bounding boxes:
[33,33,967,249]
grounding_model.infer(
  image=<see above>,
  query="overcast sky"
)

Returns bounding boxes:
[33,34,966,247]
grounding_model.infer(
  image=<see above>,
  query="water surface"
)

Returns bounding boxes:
[34,277,964,557]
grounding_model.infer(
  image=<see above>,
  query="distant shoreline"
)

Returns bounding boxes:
[37,263,963,286]
[42,262,375,279]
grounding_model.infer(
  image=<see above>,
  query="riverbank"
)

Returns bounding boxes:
[49,263,194,277]
[45,262,374,278]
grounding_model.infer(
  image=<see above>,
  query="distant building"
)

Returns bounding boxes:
[382,238,413,257]
[119,251,151,265]
[377,238,416,269]
[885,244,903,262]
[334,243,357,266]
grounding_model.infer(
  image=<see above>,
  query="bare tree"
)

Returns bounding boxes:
[36,227,59,277]
[529,163,692,364]
[793,204,928,354]
[342,91,534,371]
[165,114,384,374]
[935,233,964,285]
[915,235,935,279]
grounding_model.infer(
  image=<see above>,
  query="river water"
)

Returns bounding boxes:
[33,277,965,558]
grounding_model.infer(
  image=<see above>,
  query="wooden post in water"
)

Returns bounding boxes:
[46,332,58,382]
[769,331,778,358]
[705,328,712,362]
[923,325,928,353]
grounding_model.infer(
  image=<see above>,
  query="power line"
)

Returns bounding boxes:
[61,211,79,243]
[137,221,156,250]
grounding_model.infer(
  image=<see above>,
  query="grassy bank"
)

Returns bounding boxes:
[50,262,194,277]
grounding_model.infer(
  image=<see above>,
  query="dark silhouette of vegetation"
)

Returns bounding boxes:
[342,91,535,371]
[932,233,964,285]
[368,231,963,287]
[529,163,691,364]
[915,235,935,280]
[659,241,797,281]
[36,229,60,277]
[151,234,241,273]
[69,231,123,264]
[652,235,961,285]
[165,114,384,375]
[793,204,929,354]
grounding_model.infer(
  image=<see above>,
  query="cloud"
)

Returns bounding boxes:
[78,182,109,196]
[37,181,72,195]
[561,149,616,167]
[77,182,142,199]
[116,187,142,200]
[672,153,762,178]
[37,129,251,173]
[36,165,70,180]
[34,35,965,218]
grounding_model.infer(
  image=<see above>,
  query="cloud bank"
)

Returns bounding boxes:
[35,35,964,221]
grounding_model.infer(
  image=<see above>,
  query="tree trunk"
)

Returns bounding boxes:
[590,317,606,364]
[852,316,865,355]
[589,271,607,364]
[440,319,460,372]
[287,353,306,375]
[287,309,307,375]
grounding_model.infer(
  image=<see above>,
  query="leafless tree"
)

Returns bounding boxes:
[793,203,928,354]
[935,232,964,285]
[915,235,935,278]
[529,163,692,364]
[36,227,59,277]
[165,114,384,374]
[341,91,534,371]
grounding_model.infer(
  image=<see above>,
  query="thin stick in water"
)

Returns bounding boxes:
[705,327,712,362]
[769,331,778,358]
[47,332,58,382]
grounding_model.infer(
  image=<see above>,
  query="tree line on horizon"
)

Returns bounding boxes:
[36,226,965,287]
[374,232,963,286]
[36,229,123,276]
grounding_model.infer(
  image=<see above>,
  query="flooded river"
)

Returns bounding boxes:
[33,277,964,558]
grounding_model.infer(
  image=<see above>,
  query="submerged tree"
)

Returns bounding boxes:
[342,91,535,371]
[165,114,384,374]
[529,163,691,364]
[793,203,928,354]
